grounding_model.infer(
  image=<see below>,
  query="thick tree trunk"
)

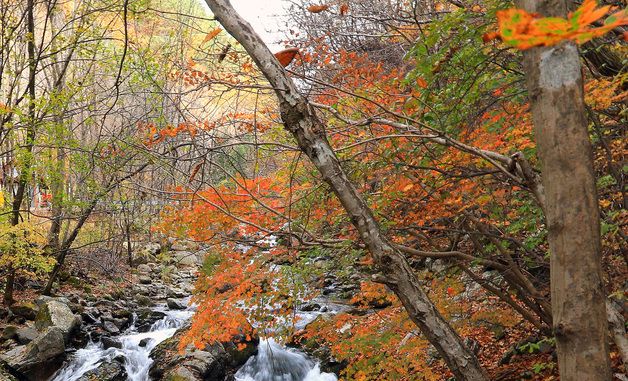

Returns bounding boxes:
[514,1,612,379]
[204,1,488,380]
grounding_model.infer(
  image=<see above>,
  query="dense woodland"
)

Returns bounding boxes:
[0,0,626,380]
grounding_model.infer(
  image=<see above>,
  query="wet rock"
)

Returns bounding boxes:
[299,303,321,312]
[76,356,127,381]
[101,336,122,349]
[139,338,153,347]
[288,323,347,375]
[80,312,99,325]
[35,299,81,342]
[10,303,39,321]
[135,295,154,307]
[102,321,120,335]
[0,327,65,380]
[150,325,258,381]
[166,298,186,310]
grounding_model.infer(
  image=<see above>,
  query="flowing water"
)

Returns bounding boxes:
[235,338,337,381]
[50,307,193,381]
[50,302,337,381]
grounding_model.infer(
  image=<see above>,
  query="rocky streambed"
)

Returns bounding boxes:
[0,243,344,381]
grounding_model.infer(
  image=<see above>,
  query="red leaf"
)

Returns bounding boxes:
[307,4,329,13]
[274,48,299,67]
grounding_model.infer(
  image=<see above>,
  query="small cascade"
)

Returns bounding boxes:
[235,338,337,381]
[50,307,193,381]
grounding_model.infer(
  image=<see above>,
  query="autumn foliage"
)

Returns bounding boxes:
[485,0,628,49]
[149,0,627,379]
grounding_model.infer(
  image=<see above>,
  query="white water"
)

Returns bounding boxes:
[50,302,337,381]
[235,338,337,381]
[50,307,193,381]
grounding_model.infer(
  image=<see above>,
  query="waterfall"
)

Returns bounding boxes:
[235,338,337,381]
[50,307,193,381]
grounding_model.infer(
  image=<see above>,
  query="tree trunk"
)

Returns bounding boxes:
[203,1,488,380]
[514,0,612,379]
[3,0,36,306]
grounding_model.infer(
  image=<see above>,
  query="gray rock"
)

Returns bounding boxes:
[166,288,187,299]
[10,303,39,321]
[139,276,152,285]
[166,298,187,310]
[102,321,120,335]
[136,264,152,274]
[76,357,127,381]
[15,327,39,345]
[173,250,200,266]
[143,242,162,255]
[139,338,153,347]
[150,324,258,380]
[35,300,81,342]
[135,295,153,307]
[1,325,18,341]
[101,336,122,349]
[0,327,65,380]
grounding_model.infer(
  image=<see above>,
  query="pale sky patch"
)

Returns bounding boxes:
[199,0,289,50]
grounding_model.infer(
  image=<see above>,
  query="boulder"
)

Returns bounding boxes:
[135,295,154,307]
[102,321,120,335]
[101,336,122,349]
[76,357,127,381]
[10,303,39,321]
[150,325,258,381]
[35,300,81,342]
[0,327,65,380]
[173,251,200,266]
[143,242,162,255]
[136,264,152,274]
[139,276,152,285]
[166,298,187,310]
[1,326,18,341]
[15,327,39,345]
[132,250,157,265]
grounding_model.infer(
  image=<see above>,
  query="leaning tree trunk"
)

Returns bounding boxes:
[203,1,488,380]
[514,0,612,380]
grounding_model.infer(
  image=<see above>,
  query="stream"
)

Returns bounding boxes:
[50,300,338,381]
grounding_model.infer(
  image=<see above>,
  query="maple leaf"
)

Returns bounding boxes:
[274,47,299,67]
[307,4,330,13]
[340,3,349,16]
[484,0,628,49]
[203,27,221,44]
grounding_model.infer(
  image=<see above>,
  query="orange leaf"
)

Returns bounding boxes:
[274,48,299,67]
[487,0,628,49]
[307,4,329,13]
[203,28,221,44]
[0,102,11,113]
[340,3,349,16]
